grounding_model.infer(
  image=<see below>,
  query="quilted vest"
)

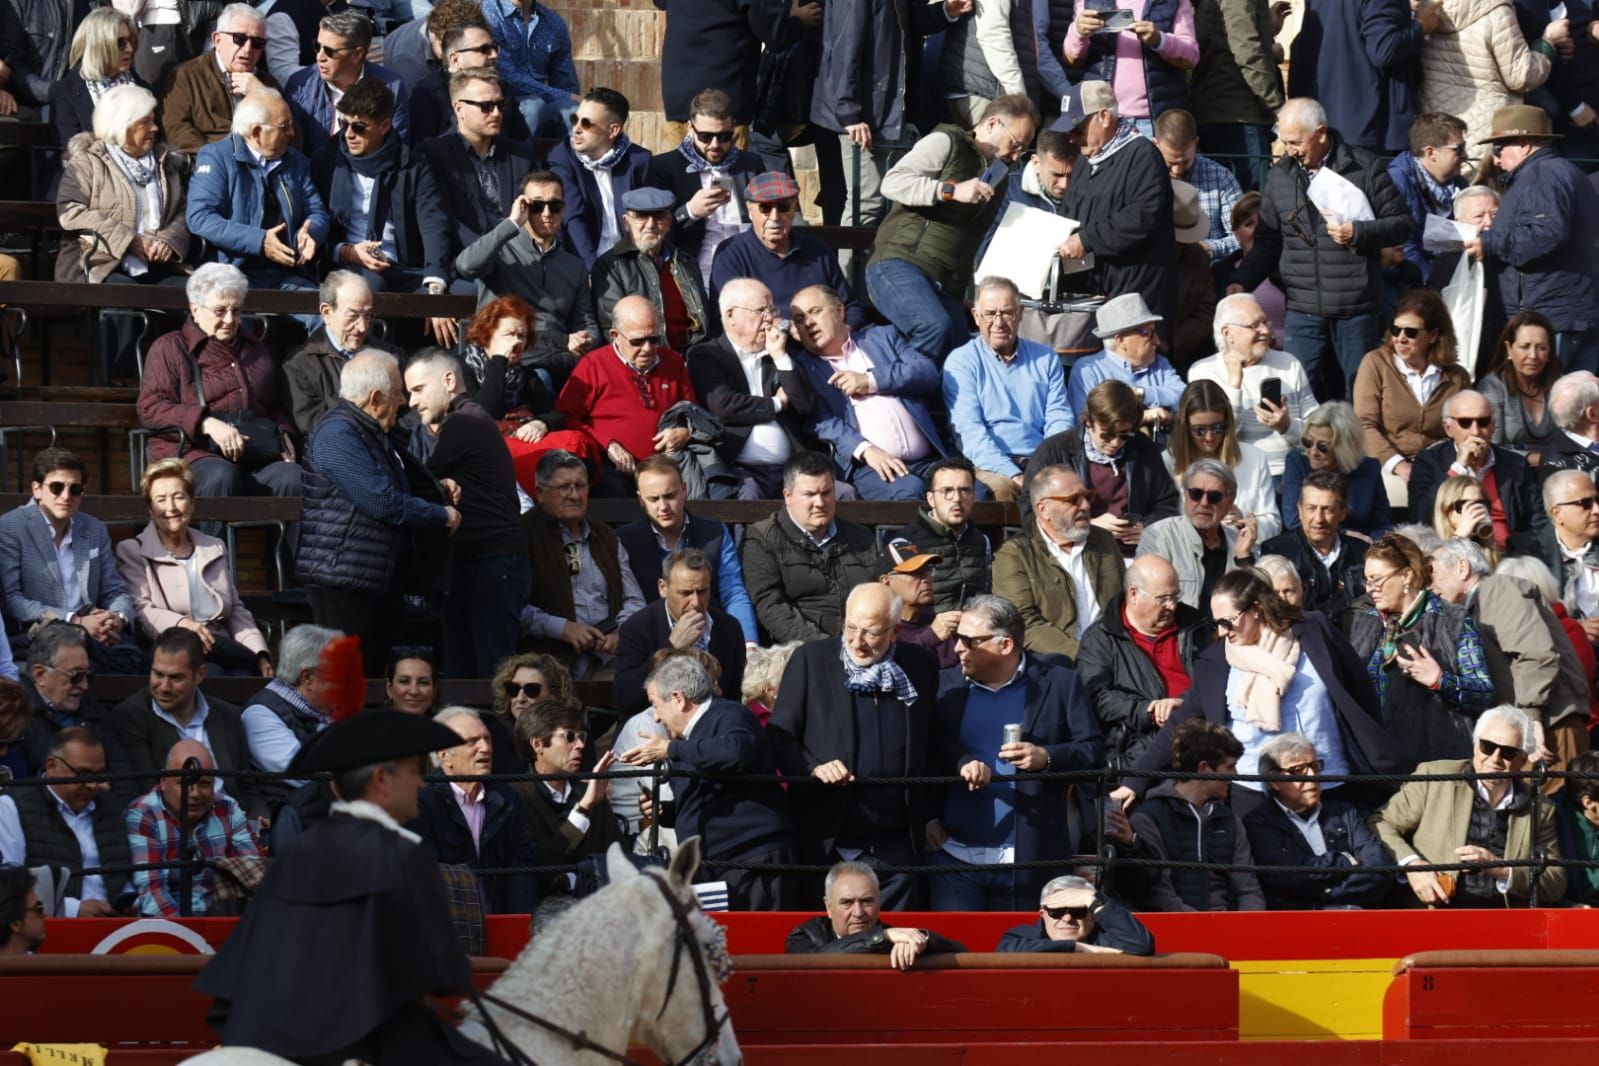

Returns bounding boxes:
[868,124,1002,295]
[10,784,131,902]
[1082,0,1189,119]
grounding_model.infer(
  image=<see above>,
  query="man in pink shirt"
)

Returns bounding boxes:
[1063,0,1199,134]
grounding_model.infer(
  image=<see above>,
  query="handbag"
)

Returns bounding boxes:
[184,350,282,469]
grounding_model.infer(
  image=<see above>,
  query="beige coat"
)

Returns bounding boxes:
[1421,0,1552,149]
[1352,348,1470,465]
[55,133,190,284]
[114,523,269,655]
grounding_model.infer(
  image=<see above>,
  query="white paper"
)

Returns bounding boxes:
[1422,215,1478,254]
[1441,253,1486,378]
[975,201,1092,299]
[1307,168,1374,223]
[1552,3,1568,19]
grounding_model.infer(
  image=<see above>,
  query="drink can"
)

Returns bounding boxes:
[1002,724,1022,746]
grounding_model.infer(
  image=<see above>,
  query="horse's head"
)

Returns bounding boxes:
[606,837,741,1066]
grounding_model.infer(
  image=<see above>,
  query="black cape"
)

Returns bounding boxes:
[194,811,500,1064]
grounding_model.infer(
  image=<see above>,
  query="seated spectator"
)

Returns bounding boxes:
[1163,380,1282,541]
[687,278,815,500]
[710,172,864,328]
[187,91,329,294]
[944,276,1073,502]
[1556,750,1599,905]
[0,868,46,953]
[111,626,266,820]
[929,594,1103,910]
[1132,719,1266,911]
[240,624,343,808]
[547,87,653,268]
[50,9,145,146]
[1352,288,1469,511]
[487,652,580,776]
[1067,294,1185,432]
[742,641,799,727]
[1374,704,1565,907]
[1140,459,1257,613]
[512,698,623,897]
[1243,732,1393,909]
[15,625,134,804]
[591,185,711,350]
[520,450,646,674]
[0,727,132,915]
[1408,390,1544,551]
[879,540,960,669]
[1153,109,1242,266]
[555,296,697,496]
[138,264,302,505]
[890,456,993,615]
[1028,381,1182,555]
[786,862,965,969]
[0,680,25,780]
[1211,192,1288,340]
[411,707,539,914]
[124,739,262,916]
[1531,469,1599,637]
[792,284,951,501]
[285,12,410,157]
[619,655,797,910]
[741,451,880,643]
[1283,400,1393,537]
[157,4,281,156]
[1386,113,1468,276]
[1188,293,1318,478]
[283,271,383,437]
[613,548,747,715]
[483,0,578,138]
[1256,554,1304,607]
[383,645,438,716]
[299,353,458,672]
[1077,556,1206,771]
[1540,370,1599,480]
[617,457,759,644]
[420,69,539,259]
[1351,533,1495,766]
[996,874,1155,955]
[0,449,140,674]
[768,583,940,908]
[995,464,1124,661]
[1432,475,1501,567]
[1477,311,1560,466]
[408,20,534,144]
[1261,470,1370,626]
[649,87,763,285]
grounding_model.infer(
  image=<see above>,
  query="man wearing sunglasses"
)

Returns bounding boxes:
[996,874,1154,954]
[0,869,47,954]
[1138,458,1258,615]
[515,700,623,897]
[1529,469,1599,645]
[14,623,136,812]
[1407,390,1543,546]
[158,2,282,155]
[408,21,533,144]
[1384,113,1468,276]
[1375,705,1566,907]
[649,88,765,284]
[548,89,655,268]
[420,68,538,258]
[285,11,411,157]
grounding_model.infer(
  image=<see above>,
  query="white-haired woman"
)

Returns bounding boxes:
[50,8,145,145]
[742,641,802,727]
[1282,401,1393,537]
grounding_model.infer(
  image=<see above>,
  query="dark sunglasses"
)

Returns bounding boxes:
[222,30,267,49]
[1214,610,1249,633]
[316,42,356,58]
[1478,737,1525,761]
[1299,437,1332,455]
[453,42,498,55]
[750,200,796,214]
[526,198,566,214]
[1043,904,1091,921]
[503,681,545,700]
[953,631,1000,649]
[43,481,85,498]
[1389,325,1427,339]
[692,127,736,145]
[1556,496,1599,511]
[1189,423,1228,438]
[1449,416,1492,429]
[571,114,608,131]
[459,98,505,113]
[550,728,588,744]
[1448,497,1488,514]
[345,120,374,135]
[1187,486,1227,505]
[1278,759,1324,777]
[619,333,663,348]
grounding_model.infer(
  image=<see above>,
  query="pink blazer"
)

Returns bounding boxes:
[114,523,269,655]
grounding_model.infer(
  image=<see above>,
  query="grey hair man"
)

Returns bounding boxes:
[239,624,345,801]
[1543,370,1599,478]
[1407,387,1542,535]
[996,872,1155,954]
[157,3,277,154]
[283,270,378,436]
[784,860,967,968]
[1137,458,1255,611]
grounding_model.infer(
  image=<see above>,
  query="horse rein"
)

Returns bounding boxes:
[466,870,732,1066]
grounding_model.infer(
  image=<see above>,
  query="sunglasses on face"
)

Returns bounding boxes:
[1389,325,1427,339]
[1187,486,1227,505]
[571,114,608,131]
[953,631,999,649]
[1039,491,1096,508]
[345,120,374,135]
[43,663,92,687]
[1189,423,1227,438]
[527,199,566,214]
[1449,497,1488,513]
[1556,496,1599,511]
[453,43,498,56]
[1449,416,1492,430]
[1043,904,1091,921]
[459,98,505,113]
[42,481,85,498]
[316,42,356,58]
[1278,759,1324,776]
[222,30,267,49]
[1300,437,1332,455]
[549,728,588,745]
[1214,611,1248,633]
[503,681,544,700]
[751,200,796,215]
[692,127,736,144]
[1478,737,1525,761]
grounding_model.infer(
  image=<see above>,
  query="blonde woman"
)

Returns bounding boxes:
[1432,474,1501,563]
[742,641,801,726]
[51,9,144,146]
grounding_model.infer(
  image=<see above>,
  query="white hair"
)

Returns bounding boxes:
[1453,185,1500,220]
[1038,875,1094,904]
[91,83,158,148]
[1550,371,1599,431]
[431,706,485,767]
[1255,553,1302,591]
[231,89,285,138]
[185,262,249,307]
[1473,704,1535,751]
[216,2,265,34]
[1391,523,1443,555]
[278,624,342,682]
[1431,538,1492,581]
[1493,555,1561,606]
[741,641,802,705]
[824,861,879,901]
[339,350,399,403]
[1279,97,1328,132]
[1442,389,1488,421]
[1542,467,1595,512]
[1212,292,1263,353]
[1183,457,1236,495]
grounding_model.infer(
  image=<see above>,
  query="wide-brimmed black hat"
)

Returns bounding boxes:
[288,710,466,776]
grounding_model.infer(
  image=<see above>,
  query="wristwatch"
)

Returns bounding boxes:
[939,180,957,202]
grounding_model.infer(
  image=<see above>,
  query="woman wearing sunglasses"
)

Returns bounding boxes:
[1282,400,1393,537]
[1352,288,1469,511]
[1477,310,1560,466]
[1164,381,1281,541]
[1349,533,1496,768]
[490,651,579,731]
[1432,475,1500,567]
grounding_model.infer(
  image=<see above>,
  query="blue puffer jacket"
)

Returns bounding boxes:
[1482,146,1599,333]
[187,135,330,272]
[1287,0,1424,152]
[298,401,449,593]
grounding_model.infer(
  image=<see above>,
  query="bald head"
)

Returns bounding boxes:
[611,296,663,370]
[720,278,775,350]
[1125,554,1181,635]
[159,739,217,820]
[1128,555,1178,592]
[843,582,901,666]
[165,740,214,771]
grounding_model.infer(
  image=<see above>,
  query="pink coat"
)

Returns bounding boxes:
[114,522,269,655]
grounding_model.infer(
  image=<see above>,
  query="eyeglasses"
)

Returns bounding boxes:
[1299,437,1332,455]
[117,34,136,49]
[1186,486,1227,505]
[458,98,506,113]
[953,631,1000,649]
[1039,491,1096,508]
[1189,423,1228,439]
[42,481,85,498]
[316,42,357,58]
[750,200,796,215]
[843,623,893,640]
[51,753,105,780]
[551,728,588,744]
[1042,904,1090,921]
[619,332,662,349]
[259,121,295,133]
[1445,142,1467,156]
[43,663,92,687]
[1092,427,1137,443]
[932,485,975,498]
[1363,569,1404,591]
[1477,737,1526,762]
[691,126,736,144]
[24,901,44,917]
[527,199,566,214]
[729,304,776,317]
[1214,612,1247,633]
[1447,415,1492,429]
[222,31,267,49]
[503,681,545,700]
[202,304,243,319]
[1278,759,1324,777]
[545,479,588,496]
[1389,325,1428,339]
[1135,590,1181,607]
[1448,497,1488,513]
[978,309,1019,323]
[1229,318,1272,333]
[1555,496,1599,511]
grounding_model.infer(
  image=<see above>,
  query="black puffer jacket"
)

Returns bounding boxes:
[1229,132,1411,318]
[891,508,992,614]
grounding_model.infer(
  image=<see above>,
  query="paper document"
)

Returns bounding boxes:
[975,201,1092,299]
[1422,215,1478,254]
[1307,168,1374,223]
[1441,254,1486,377]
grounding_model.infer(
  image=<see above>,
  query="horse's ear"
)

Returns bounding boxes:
[668,835,702,885]
[605,841,639,885]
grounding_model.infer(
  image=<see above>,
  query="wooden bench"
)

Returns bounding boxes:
[0,400,141,490]
[1383,949,1599,1040]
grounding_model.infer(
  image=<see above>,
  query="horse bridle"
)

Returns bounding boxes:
[467,870,733,1066]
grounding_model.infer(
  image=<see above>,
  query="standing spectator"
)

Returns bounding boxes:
[741,452,881,643]
[592,186,711,350]
[1287,0,1434,153]
[655,0,812,134]
[547,87,653,268]
[238,624,342,808]
[1153,109,1243,264]
[866,94,1040,364]
[1225,98,1412,397]
[1542,370,1599,480]
[1189,0,1283,190]
[115,0,209,89]
[1283,400,1394,537]
[1386,113,1468,275]
[890,456,992,615]
[285,12,410,157]
[1261,469,1371,625]
[156,5,281,156]
[404,349,530,679]
[1470,105,1599,375]
[1161,380,1281,542]
[1211,192,1287,338]
[1066,293,1186,429]
[1478,311,1560,465]
[651,88,764,285]
[383,0,484,92]
[299,353,459,673]
[50,9,144,149]
[1353,288,1470,511]
[941,0,1036,125]
[768,583,940,908]
[1407,390,1544,545]
[482,0,577,137]
[612,548,748,715]
[992,465,1124,661]
[282,272,382,437]
[512,699,623,897]
[996,875,1156,954]
[1062,2,1197,134]
[1419,0,1553,150]
[407,21,534,144]
[943,276,1074,501]
[419,69,538,259]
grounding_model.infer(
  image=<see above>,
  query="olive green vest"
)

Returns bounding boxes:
[867,124,1000,295]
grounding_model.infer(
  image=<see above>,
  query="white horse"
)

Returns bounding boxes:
[185,837,741,1066]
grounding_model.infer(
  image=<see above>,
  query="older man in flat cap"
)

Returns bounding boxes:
[592,185,713,351]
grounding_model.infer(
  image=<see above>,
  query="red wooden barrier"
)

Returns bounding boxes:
[1382,950,1599,1040]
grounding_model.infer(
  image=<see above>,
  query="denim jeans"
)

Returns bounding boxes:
[865,259,971,366]
[1557,327,1599,376]
[927,848,1028,911]
[442,553,532,678]
[518,95,578,140]
[1283,309,1380,400]
[1197,122,1272,192]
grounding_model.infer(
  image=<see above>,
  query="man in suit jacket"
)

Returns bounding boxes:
[512,699,624,898]
[649,87,764,284]
[1408,390,1544,539]
[929,593,1104,911]
[767,583,940,909]
[110,627,267,821]
[417,68,539,261]
[0,448,140,673]
[790,284,950,501]
[612,547,748,714]
[546,87,654,268]
[687,278,816,499]
[1543,370,1599,481]
[619,655,796,910]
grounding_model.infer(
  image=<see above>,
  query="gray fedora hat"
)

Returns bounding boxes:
[1092,292,1163,339]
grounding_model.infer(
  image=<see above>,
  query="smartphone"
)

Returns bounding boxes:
[1260,377,1283,407]
[1395,634,1424,662]
[1097,8,1136,31]
[710,174,734,194]
[980,158,1010,189]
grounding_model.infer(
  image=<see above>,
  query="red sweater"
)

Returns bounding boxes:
[556,345,697,459]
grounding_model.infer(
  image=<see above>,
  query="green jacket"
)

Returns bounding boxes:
[868,124,999,295]
[1190,0,1285,127]
[991,525,1124,661]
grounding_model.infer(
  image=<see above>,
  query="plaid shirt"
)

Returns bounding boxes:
[1187,153,1244,263]
[124,786,261,917]
[1363,595,1497,710]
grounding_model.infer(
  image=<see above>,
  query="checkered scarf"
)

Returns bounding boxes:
[839,641,919,703]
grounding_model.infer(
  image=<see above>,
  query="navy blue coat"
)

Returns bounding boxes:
[655,0,806,122]
[546,137,657,268]
[1282,451,1393,537]
[1483,147,1599,334]
[417,132,540,256]
[995,896,1156,954]
[187,135,330,271]
[1242,794,1394,908]
[1386,151,1464,275]
[1406,440,1546,541]
[809,0,955,140]
[1287,0,1423,152]
[795,326,948,478]
[411,781,539,915]
[663,697,794,861]
[310,140,453,282]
